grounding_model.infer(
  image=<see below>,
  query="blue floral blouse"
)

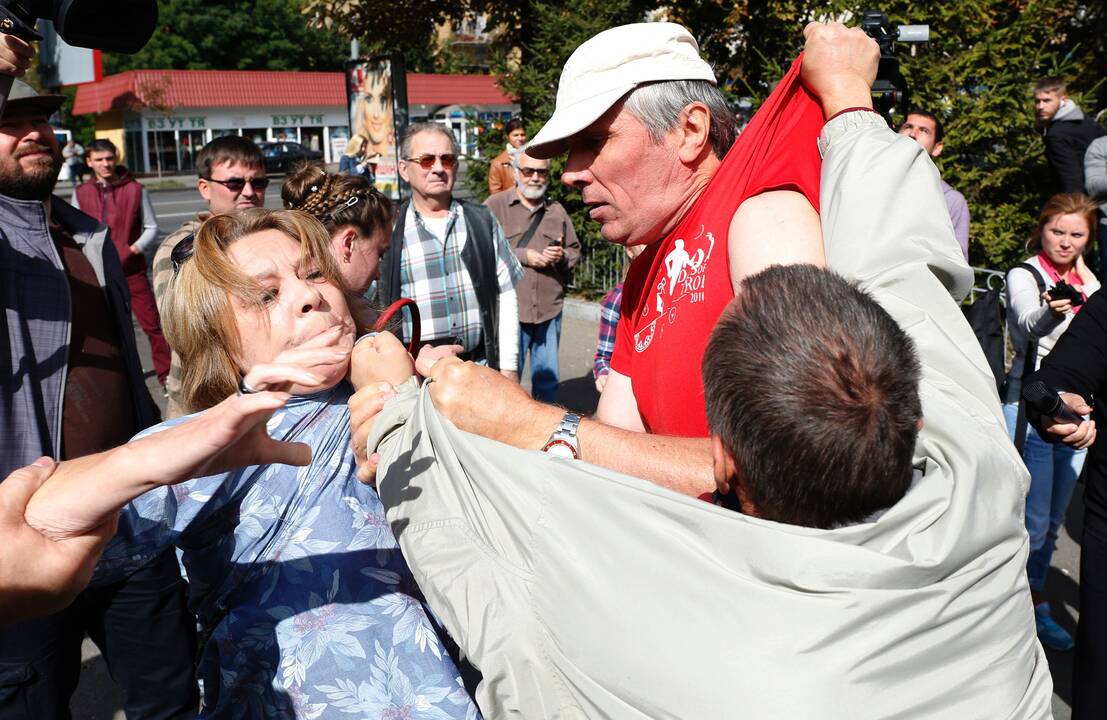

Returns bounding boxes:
[95,383,480,720]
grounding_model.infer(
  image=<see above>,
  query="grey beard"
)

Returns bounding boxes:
[0,156,62,201]
[520,183,547,200]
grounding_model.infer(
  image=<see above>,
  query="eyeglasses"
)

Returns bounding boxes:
[403,153,458,170]
[203,176,271,193]
[518,167,550,179]
[171,233,196,275]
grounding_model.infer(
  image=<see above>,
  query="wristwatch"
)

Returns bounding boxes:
[542,412,582,460]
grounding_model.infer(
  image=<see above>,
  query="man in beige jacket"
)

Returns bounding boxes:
[357,21,1052,720]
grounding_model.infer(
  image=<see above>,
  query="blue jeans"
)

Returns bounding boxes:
[1004,402,1087,591]
[519,313,562,403]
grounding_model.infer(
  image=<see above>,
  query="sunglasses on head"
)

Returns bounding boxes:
[171,233,196,275]
[404,153,458,170]
[518,167,550,178]
[203,176,271,192]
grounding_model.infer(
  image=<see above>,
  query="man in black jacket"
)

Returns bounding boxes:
[1035,76,1106,195]
[1029,288,1107,719]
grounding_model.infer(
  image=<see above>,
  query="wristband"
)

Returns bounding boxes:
[826,106,880,123]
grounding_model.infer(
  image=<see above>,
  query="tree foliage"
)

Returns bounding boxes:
[103,0,351,74]
[673,0,1106,271]
[310,0,1107,278]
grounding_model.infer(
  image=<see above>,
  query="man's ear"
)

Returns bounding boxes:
[711,434,737,497]
[197,177,211,203]
[675,102,713,164]
[930,141,944,158]
[397,160,410,183]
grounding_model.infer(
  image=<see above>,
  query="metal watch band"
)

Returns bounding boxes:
[543,411,582,459]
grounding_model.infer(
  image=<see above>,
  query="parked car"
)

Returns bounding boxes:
[259,141,324,174]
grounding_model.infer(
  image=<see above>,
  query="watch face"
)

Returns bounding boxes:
[543,439,578,459]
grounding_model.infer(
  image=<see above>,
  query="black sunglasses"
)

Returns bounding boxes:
[171,233,196,275]
[403,153,458,170]
[519,167,550,178]
[203,176,271,192]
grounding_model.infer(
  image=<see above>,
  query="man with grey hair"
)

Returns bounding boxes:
[378,122,523,375]
[353,23,826,496]
[486,151,580,401]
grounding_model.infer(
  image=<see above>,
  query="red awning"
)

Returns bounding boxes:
[72,69,514,115]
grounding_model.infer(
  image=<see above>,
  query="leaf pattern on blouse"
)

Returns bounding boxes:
[94,384,480,719]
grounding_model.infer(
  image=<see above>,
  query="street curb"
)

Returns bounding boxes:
[563,297,600,323]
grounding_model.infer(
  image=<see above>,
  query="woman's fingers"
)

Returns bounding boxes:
[243,365,323,392]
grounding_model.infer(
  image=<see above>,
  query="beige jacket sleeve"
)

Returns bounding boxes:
[369,112,1053,720]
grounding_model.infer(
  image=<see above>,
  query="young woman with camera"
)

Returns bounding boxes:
[1004,192,1101,651]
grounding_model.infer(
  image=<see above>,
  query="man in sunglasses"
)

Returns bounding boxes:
[72,138,171,390]
[379,122,523,376]
[151,135,268,418]
[486,150,580,402]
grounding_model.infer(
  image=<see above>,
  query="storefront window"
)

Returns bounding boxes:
[242,128,268,145]
[300,127,324,154]
[148,130,179,175]
[178,130,208,172]
[272,127,299,143]
[124,131,143,174]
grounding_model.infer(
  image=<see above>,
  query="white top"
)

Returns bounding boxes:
[1004,254,1101,403]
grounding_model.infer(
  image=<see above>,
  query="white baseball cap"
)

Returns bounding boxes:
[527,22,716,159]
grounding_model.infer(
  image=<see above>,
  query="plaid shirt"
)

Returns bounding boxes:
[399,201,521,354]
[594,281,623,380]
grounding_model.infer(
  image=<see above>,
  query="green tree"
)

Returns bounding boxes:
[103,0,350,74]
[670,0,1105,271]
[311,0,1106,280]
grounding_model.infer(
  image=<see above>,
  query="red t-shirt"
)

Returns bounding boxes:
[610,56,824,437]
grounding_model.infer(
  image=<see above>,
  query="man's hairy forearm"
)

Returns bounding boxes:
[500,401,714,497]
[580,421,714,496]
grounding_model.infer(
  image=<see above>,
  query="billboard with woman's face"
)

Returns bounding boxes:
[346,57,407,200]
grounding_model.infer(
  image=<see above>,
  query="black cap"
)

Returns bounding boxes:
[3,80,66,119]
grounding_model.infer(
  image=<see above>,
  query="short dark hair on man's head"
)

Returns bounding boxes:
[87,139,117,156]
[1034,76,1066,95]
[504,118,525,135]
[703,264,922,530]
[195,135,265,179]
[905,109,943,143]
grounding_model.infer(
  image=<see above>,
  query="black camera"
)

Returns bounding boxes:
[0,0,158,113]
[859,10,929,125]
[1049,280,1085,307]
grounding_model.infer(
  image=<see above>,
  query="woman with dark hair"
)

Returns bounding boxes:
[487,118,526,196]
[1004,191,1101,651]
[283,164,393,295]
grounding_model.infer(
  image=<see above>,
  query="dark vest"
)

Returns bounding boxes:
[380,200,502,369]
[75,175,145,275]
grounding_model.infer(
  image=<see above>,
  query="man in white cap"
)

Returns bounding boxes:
[352,21,827,495]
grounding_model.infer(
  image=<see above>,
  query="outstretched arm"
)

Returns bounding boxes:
[25,389,311,541]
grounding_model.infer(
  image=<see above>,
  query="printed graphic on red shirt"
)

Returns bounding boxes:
[634,226,717,354]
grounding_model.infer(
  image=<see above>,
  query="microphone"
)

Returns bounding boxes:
[1022,381,1087,424]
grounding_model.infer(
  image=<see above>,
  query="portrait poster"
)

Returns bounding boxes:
[345,56,408,201]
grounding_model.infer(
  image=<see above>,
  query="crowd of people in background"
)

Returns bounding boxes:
[1,15,1107,720]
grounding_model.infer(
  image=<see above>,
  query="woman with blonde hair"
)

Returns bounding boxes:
[338,133,372,177]
[1004,191,1101,651]
[70,209,479,719]
[283,164,391,295]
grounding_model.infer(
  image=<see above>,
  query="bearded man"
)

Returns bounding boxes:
[486,150,581,401]
[0,80,197,719]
